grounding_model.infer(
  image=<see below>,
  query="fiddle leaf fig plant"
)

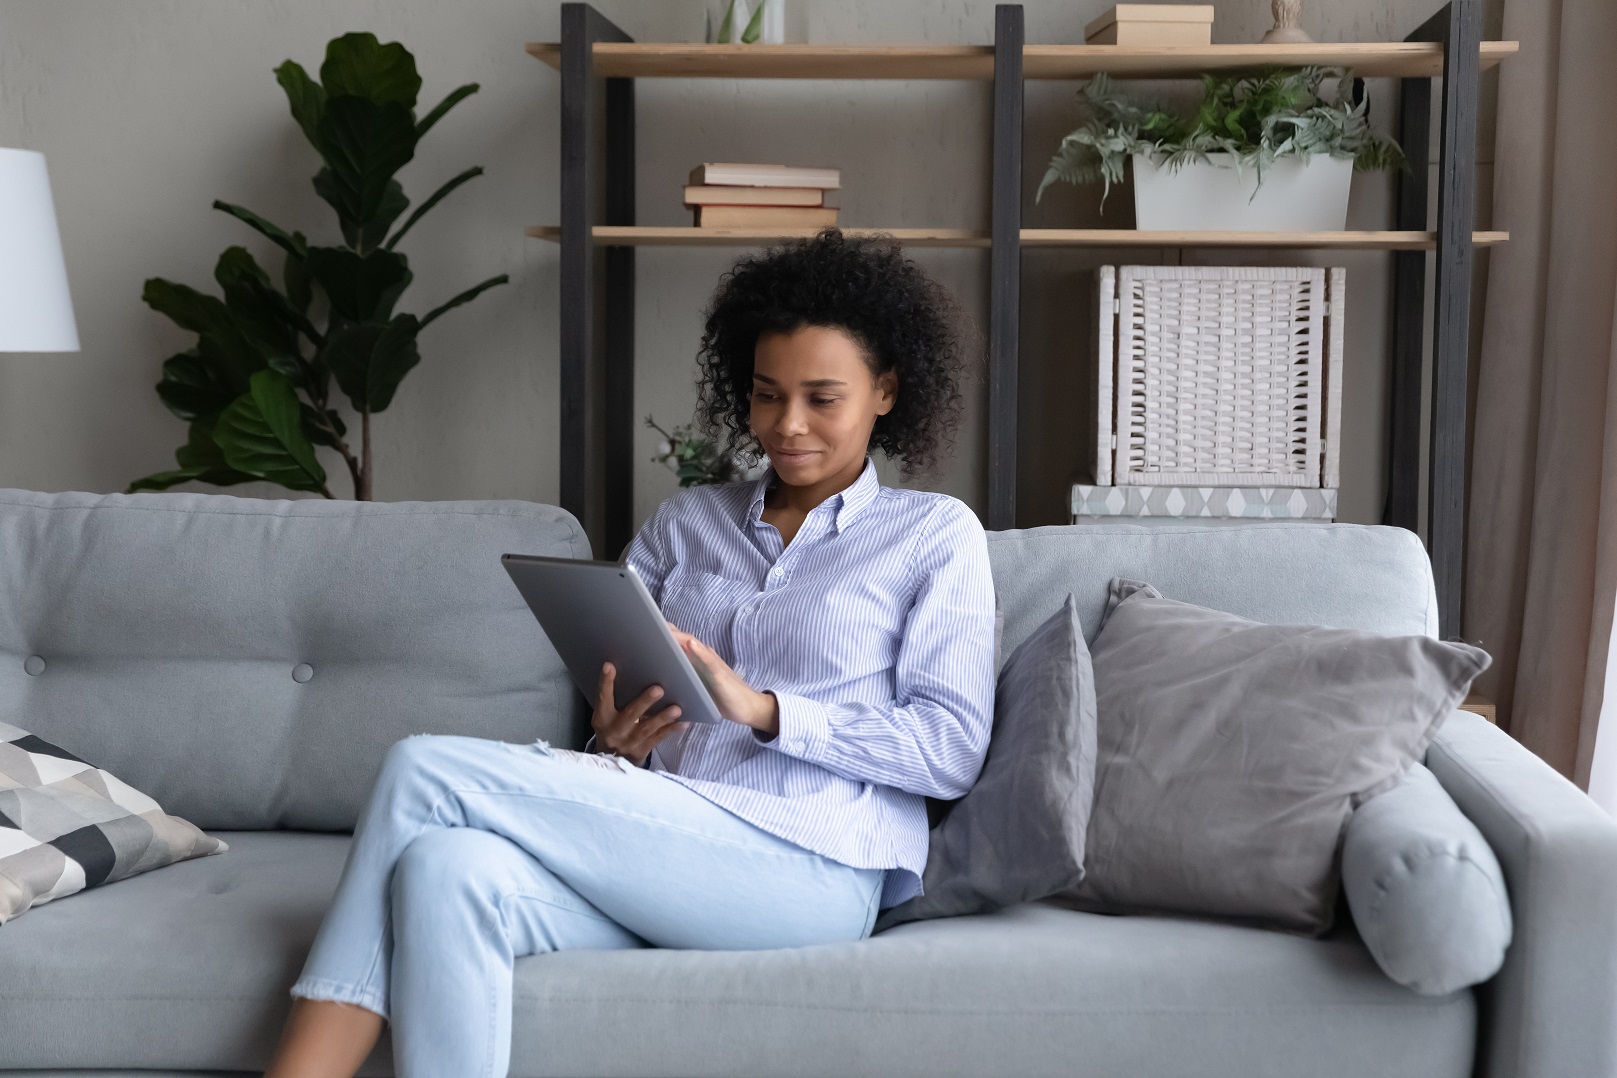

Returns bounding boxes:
[131,32,508,499]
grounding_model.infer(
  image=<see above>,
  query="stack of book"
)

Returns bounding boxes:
[685,163,840,228]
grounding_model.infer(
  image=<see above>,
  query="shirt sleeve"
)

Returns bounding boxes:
[760,499,997,800]
[621,496,676,602]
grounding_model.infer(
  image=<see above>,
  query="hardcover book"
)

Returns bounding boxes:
[683,184,827,207]
[688,162,842,190]
[695,205,840,228]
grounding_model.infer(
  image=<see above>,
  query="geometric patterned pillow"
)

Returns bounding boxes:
[0,720,226,924]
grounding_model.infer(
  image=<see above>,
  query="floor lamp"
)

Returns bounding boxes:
[0,148,79,353]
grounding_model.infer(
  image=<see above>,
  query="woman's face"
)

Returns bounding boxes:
[749,325,897,490]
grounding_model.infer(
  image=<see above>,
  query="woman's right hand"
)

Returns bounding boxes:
[592,662,688,767]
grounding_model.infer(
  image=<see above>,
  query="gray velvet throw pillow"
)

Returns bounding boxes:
[877,594,1096,931]
[1063,580,1490,936]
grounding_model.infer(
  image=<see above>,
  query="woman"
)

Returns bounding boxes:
[266,229,997,1078]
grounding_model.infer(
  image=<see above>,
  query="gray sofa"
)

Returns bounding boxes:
[0,489,1613,1078]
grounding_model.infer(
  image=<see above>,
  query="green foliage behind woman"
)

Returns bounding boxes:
[132,33,507,500]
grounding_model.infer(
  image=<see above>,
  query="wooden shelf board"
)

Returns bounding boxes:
[1023,41,1517,79]
[526,226,1508,250]
[526,41,1516,80]
[1023,229,1510,249]
[525,226,990,247]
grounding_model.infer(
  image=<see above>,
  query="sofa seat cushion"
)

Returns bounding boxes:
[0,833,1474,1078]
[512,904,1475,1078]
[0,830,391,1076]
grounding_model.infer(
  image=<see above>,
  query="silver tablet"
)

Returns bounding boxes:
[501,553,724,726]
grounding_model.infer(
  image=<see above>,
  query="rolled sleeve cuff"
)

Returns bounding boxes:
[759,691,832,763]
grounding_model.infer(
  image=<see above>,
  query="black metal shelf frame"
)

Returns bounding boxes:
[554,1,1485,635]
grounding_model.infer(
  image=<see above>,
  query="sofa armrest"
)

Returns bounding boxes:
[1425,709,1617,1078]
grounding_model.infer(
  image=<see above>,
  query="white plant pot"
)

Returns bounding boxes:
[1131,153,1353,231]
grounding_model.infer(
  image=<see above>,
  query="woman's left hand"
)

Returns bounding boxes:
[667,624,780,738]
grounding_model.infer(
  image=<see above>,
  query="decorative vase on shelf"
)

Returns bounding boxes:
[1260,0,1314,44]
[1131,154,1352,231]
[707,0,793,44]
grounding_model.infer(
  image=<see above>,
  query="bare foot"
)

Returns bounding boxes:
[264,997,385,1078]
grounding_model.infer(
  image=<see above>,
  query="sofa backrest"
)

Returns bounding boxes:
[0,490,590,832]
[987,522,1439,664]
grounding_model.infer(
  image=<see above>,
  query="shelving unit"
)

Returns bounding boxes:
[534,1,1510,635]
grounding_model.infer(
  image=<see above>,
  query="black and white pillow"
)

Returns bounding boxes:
[0,721,226,924]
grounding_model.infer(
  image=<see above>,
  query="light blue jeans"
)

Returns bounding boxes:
[291,734,885,1077]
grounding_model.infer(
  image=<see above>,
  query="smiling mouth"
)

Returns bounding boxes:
[772,449,818,458]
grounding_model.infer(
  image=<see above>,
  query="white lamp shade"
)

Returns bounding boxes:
[0,148,79,352]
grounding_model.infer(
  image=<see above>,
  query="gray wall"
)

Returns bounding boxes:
[0,0,1495,541]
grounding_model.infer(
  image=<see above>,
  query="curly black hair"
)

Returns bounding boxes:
[695,228,973,478]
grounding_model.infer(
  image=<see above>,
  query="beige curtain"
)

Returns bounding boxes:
[1465,0,1617,784]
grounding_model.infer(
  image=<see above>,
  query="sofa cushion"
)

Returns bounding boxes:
[0,490,591,831]
[1343,762,1513,994]
[0,832,1474,1078]
[0,830,389,1075]
[511,904,1474,1078]
[987,523,1439,664]
[0,719,226,924]
[877,594,1097,930]
[1066,581,1488,934]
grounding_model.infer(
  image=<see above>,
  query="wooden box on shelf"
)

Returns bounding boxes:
[1083,4,1215,46]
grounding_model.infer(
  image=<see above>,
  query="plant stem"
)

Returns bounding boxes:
[359,406,372,501]
[304,397,363,498]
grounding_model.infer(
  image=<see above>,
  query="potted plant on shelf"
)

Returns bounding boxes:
[1036,67,1405,231]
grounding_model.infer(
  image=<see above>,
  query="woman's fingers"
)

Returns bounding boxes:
[595,662,616,718]
[622,683,665,722]
[626,713,687,758]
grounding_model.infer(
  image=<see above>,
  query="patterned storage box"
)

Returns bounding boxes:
[1094,264,1346,490]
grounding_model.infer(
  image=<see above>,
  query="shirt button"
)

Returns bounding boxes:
[772,567,784,578]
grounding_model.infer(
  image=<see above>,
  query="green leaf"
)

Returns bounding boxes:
[304,246,413,323]
[416,83,478,141]
[718,0,737,42]
[301,403,348,448]
[130,422,257,492]
[741,0,765,43]
[315,170,408,250]
[314,95,419,230]
[322,315,422,413]
[284,231,313,314]
[142,278,265,389]
[153,348,246,423]
[320,32,421,109]
[274,60,327,148]
[142,278,235,338]
[212,201,307,258]
[214,247,300,368]
[214,370,329,493]
[385,166,483,250]
[419,273,507,330]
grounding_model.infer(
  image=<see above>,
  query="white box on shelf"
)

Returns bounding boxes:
[1094,264,1346,493]
[1132,154,1353,232]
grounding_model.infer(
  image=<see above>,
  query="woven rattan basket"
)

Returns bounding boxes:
[1095,264,1345,489]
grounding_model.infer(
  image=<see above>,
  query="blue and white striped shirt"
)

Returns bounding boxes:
[624,457,997,907]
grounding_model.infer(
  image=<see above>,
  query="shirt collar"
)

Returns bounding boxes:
[744,456,881,534]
